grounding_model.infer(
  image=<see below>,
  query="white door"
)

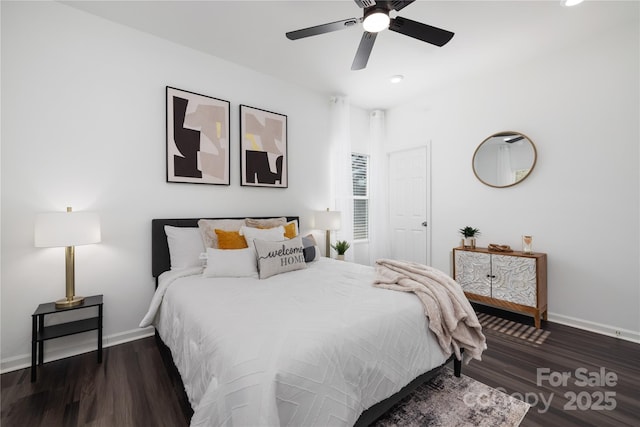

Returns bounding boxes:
[389,146,431,264]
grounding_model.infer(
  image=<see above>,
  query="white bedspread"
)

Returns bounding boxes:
[141,258,447,426]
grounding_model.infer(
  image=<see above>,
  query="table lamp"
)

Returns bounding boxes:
[314,208,342,257]
[34,207,101,308]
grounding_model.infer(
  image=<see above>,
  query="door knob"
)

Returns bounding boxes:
[421,221,428,227]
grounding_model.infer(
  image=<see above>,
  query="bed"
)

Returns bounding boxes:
[143,217,476,426]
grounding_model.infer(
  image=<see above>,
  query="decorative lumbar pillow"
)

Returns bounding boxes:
[215,229,248,249]
[202,247,258,278]
[165,226,205,270]
[302,234,320,262]
[239,225,285,246]
[198,219,246,248]
[253,237,307,279]
[245,217,287,229]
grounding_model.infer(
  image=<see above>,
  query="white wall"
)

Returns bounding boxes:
[1,1,332,370]
[386,19,640,339]
[350,106,370,155]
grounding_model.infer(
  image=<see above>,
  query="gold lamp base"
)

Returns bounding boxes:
[56,240,85,308]
[55,295,85,308]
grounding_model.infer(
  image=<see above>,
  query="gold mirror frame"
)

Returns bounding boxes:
[472,131,537,188]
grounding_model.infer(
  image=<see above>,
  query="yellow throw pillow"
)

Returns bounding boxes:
[215,229,248,249]
[197,219,246,248]
[284,221,297,239]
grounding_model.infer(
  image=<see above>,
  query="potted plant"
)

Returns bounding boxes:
[459,226,480,249]
[331,240,351,260]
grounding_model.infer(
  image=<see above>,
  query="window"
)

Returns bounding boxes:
[352,153,369,240]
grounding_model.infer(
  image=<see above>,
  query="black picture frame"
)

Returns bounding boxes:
[166,86,230,185]
[239,104,288,188]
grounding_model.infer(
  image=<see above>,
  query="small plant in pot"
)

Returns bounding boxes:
[331,240,351,260]
[459,226,480,249]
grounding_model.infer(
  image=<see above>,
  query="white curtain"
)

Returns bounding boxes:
[497,145,513,186]
[329,96,354,261]
[368,110,390,265]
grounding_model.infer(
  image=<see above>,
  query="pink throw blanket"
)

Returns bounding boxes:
[373,259,486,364]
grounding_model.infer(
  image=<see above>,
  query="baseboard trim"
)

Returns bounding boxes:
[4,314,638,373]
[0,326,155,374]
[548,312,640,344]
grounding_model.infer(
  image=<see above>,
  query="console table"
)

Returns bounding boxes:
[453,247,547,328]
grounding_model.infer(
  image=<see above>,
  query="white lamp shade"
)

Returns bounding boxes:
[314,210,342,231]
[35,211,101,247]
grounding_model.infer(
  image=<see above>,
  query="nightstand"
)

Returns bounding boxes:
[31,294,103,382]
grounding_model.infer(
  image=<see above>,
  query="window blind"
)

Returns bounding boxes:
[352,153,369,240]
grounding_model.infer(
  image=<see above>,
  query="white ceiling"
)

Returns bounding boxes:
[62,0,636,109]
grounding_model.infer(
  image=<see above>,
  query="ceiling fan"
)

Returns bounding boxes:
[285,0,454,71]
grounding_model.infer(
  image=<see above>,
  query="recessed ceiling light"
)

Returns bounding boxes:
[390,75,404,83]
[561,0,584,7]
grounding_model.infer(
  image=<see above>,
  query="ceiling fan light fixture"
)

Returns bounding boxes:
[363,9,390,33]
[285,1,454,71]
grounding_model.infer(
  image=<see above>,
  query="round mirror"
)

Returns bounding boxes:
[473,131,537,188]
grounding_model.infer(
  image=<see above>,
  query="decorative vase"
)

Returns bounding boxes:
[464,237,476,249]
[522,235,533,254]
[337,254,345,261]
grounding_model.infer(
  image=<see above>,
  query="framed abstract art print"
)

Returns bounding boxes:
[239,105,288,188]
[166,86,230,185]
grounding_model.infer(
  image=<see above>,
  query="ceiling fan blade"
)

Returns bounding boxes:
[354,0,376,8]
[389,16,454,47]
[351,32,377,70]
[389,0,416,12]
[505,136,524,143]
[286,18,360,40]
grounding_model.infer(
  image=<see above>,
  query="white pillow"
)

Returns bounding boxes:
[239,225,285,245]
[165,226,205,270]
[202,247,258,278]
[253,237,307,279]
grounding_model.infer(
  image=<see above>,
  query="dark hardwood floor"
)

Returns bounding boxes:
[464,306,640,427]
[1,336,190,427]
[2,308,639,426]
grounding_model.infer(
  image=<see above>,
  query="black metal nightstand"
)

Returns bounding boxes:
[31,294,103,382]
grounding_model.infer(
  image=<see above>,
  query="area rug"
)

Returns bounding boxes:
[476,312,551,346]
[373,368,530,427]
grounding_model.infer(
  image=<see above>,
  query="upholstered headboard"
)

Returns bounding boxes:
[151,217,300,278]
